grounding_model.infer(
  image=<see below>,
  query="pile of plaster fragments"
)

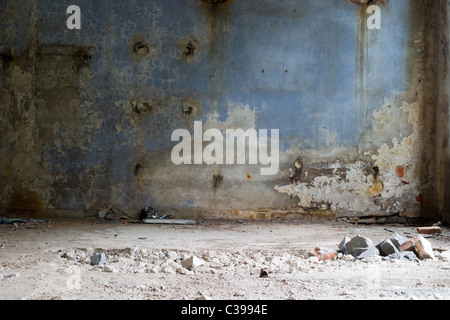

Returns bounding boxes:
[58,228,448,277]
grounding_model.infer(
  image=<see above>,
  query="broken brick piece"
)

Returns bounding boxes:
[310,247,337,261]
[413,235,435,260]
[399,240,415,252]
[417,227,442,235]
[395,166,405,178]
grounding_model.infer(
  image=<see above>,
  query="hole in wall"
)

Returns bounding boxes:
[131,99,153,117]
[181,98,202,118]
[133,41,150,57]
[182,105,194,115]
[213,174,224,189]
[373,166,380,179]
[184,41,197,57]
[80,54,92,64]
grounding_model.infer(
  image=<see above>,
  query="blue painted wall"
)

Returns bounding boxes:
[0,0,428,217]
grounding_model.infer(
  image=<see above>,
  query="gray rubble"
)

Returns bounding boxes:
[90,253,106,266]
[340,235,380,259]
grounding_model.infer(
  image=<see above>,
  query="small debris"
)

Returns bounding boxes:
[376,239,400,257]
[140,205,173,221]
[260,268,269,278]
[61,252,76,261]
[90,253,106,266]
[340,235,380,259]
[103,265,119,273]
[195,292,211,300]
[310,247,337,261]
[412,235,435,260]
[182,256,205,270]
[98,208,135,222]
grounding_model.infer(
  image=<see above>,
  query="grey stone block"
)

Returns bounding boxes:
[376,239,400,257]
[345,235,379,259]
[90,253,106,266]
[338,236,351,255]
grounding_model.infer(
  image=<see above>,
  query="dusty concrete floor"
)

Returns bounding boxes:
[0,218,449,300]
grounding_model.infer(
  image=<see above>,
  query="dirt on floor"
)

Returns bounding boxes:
[0,218,449,300]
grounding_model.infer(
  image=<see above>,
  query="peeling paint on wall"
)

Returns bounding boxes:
[275,99,425,218]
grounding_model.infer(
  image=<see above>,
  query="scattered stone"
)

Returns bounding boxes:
[90,253,106,266]
[61,252,76,261]
[417,227,442,235]
[233,291,246,297]
[1,272,20,280]
[376,239,400,257]
[383,251,418,262]
[341,254,355,261]
[343,235,380,259]
[182,256,205,270]
[161,265,176,274]
[260,268,269,278]
[103,265,119,273]
[195,292,211,300]
[413,235,435,260]
[310,247,337,261]
[338,237,351,255]
[176,267,187,275]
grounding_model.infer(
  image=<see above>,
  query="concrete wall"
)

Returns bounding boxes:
[0,0,444,220]
[436,0,450,224]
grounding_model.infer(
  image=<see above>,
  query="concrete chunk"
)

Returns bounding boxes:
[338,236,351,255]
[345,235,380,259]
[182,256,205,270]
[376,239,400,257]
[90,253,106,266]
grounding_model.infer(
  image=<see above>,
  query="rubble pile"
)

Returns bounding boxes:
[312,233,440,262]
[58,229,448,277]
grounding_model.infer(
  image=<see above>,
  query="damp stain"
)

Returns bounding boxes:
[200,0,233,111]
[7,188,43,218]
